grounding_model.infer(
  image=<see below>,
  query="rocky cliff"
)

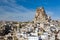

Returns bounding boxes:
[34,7,51,23]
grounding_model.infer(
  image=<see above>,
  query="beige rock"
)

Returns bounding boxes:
[34,7,48,23]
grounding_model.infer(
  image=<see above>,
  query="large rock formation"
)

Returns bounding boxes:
[34,7,51,23]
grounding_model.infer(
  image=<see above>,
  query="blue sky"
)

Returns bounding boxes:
[0,0,60,21]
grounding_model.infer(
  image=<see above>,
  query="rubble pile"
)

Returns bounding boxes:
[0,7,60,40]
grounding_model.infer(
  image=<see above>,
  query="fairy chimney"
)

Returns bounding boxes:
[34,7,48,23]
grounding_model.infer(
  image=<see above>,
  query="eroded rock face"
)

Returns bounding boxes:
[34,7,49,23]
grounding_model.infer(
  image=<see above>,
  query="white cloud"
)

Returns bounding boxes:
[46,11,60,20]
[0,0,35,22]
[0,0,59,21]
[46,11,54,17]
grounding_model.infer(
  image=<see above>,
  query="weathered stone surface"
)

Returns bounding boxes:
[34,7,48,23]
